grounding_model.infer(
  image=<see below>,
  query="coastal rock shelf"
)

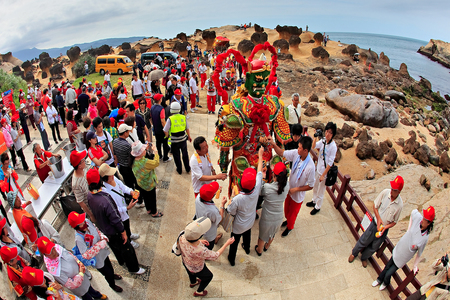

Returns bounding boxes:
[418,39,450,69]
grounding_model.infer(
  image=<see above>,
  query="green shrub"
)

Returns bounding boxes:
[0,69,27,107]
[72,54,96,78]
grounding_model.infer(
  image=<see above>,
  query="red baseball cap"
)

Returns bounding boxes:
[37,236,55,256]
[96,90,102,96]
[200,182,219,201]
[0,118,7,125]
[22,267,45,287]
[19,89,23,92]
[103,80,108,85]
[70,150,87,168]
[22,217,38,243]
[273,162,286,175]
[423,206,435,221]
[241,167,257,190]
[171,69,176,74]
[174,89,182,95]
[0,217,6,232]
[68,212,86,228]
[33,102,40,107]
[11,115,19,123]
[390,175,404,191]
[118,108,126,116]
[86,168,100,185]
[180,77,187,82]
[0,246,18,263]
[153,94,163,101]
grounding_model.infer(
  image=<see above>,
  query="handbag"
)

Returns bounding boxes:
[172,231,184,256]
[322,141,338,186]
[220,208,234,233]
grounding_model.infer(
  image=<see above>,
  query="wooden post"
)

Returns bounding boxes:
[334,174,351,209]
[390,270,415,299]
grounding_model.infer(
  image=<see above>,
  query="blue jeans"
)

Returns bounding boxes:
[377,257,399,286]
[38,125,50,150]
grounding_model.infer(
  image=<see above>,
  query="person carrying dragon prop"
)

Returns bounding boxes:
[213,42,291,196]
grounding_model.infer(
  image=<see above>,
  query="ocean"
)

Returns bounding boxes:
[328,32,450,97]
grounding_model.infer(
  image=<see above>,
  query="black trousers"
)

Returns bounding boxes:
[22,123,31,144]
[183,263,213,293]
[228,229,251,264]
[16,148,29,170]
[206,239,215,250]
[377,257,399,286]
[123,218,132,238]
[49,122,62,142]
[97,256,116,288]
[171,141,190,174]
[155,133,169,161]
[9,147,17,167]
[81,285,103,300]
[107,233,140,273]
[136,186,157,214]
[58,107,66,127]
[28,114,36,129]
[118,165,140,204]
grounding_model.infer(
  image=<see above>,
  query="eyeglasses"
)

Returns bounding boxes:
[140,102,146,105]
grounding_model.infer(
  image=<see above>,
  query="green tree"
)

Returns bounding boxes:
[72,54,96,78]
[0,69,28,107]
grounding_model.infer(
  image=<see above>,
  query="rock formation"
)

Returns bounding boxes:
[311,47,329,60]
[176,32,187,41]
[326,89,399,128]
[275,25,301,40]
[202,30,216,50]
[273,39,289,54]
[49,63,63,76]
[172,41,189,57]
[87,45,111,57]
[67,46,81,62]
[342,44,358,56]
[254,24,264,33]
[121,42,131,50]
[251,32,268,45]
[379,52,390,66]
[119,49,137,61]
[313,33,323,46]
[237,39,254,57]
[418,39,450,69]
[289,36,301,49]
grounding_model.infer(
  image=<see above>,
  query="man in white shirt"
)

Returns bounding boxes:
[190,136,227,198]
[189,72,199,113]
[268,135,315,237]
[287,93,301,130]
[131,74,144,100]
[65,83,77,109]
[45,100,63,144]
[307,122,338,215]
[198,62,208,90]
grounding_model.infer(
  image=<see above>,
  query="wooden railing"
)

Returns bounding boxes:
[310,151,421,299]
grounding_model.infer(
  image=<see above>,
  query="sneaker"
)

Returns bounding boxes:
[281,221,287,227]
[306,201,315,207]
[372,280,380,287]
[133,268,145,275]
[186,115,190,119]
[131,241,140,248]
[163,157,173,163]
[310,208,320,215]
[212,111,215,114]
[281,228,292,237]
[379,283,387,291]
[190,109,196,113]
[194,107,198,111]
[130,233,140,240]
[196,105,202,108]
[135,203,145,208]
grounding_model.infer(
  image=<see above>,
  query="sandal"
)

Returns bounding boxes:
[151,212,164,218]
[255,245,262,256]
[193,290,208,297]
[263,243,269,252]
[113,274,122,280]
[190,279,201,288]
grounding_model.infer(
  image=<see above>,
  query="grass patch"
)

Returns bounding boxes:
[72,74,132,90]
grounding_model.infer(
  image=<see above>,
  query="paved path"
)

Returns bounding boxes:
[0,112,389,300]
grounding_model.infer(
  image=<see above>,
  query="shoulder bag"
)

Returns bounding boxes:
[323,142,338,186]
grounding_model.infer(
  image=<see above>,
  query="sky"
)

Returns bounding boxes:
[1,0,449,53]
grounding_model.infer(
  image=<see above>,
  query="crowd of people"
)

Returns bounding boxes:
[0,46,447,300]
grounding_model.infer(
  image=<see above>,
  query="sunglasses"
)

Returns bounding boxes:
[139,102,146,105]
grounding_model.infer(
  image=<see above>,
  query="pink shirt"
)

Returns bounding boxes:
[88,104,98,119]
[179,235,219,273]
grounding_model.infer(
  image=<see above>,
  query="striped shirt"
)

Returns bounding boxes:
[112,137,132,167]
[72,171,89,206]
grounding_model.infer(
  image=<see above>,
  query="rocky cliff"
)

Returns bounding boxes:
[418,39,450,69]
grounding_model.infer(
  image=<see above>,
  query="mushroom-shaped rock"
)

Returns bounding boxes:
[39,52,50,61]
[88,45,111,57]
[273,39,289,54]
[67,46,81,63]
[194,29,202,35]
[237,39,254,57]
[39,57,53,70]
[42,71,48,79]
[340,60,352,67]
[25,71,34,83]
[326,89,399,128]
[289,35,301,48]
[121,42,131,50]
[176,32,187,41]
[311,46,330,59]
[49,63,63,76]
[172,41,189,57]
[254,24,264,33]
[276,25,302,40]
[313,33,323,46]
[119,49,137,61]
[342,44,358,56]
[21,60,32,70]
[251,32,268,45]
[202,30,216,50]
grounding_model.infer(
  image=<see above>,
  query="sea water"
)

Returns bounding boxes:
[328,32,450,96]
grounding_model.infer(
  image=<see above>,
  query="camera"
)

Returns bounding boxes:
[441,254,449,267]
[314,129,323,138]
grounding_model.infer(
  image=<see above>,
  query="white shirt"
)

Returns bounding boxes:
[45,105,58,124]
[283,150,315,203]
[131,79,144,95]
[104,74,111,81]
[65,88,76,105]
[373,189,403,225]
[189,77,198,94]
[315,139,337,175]
[103,178,133,221]
[198,65,207,74]
[205,79,216,96]
[186,45,191,51]
[190,153,213,193]
[287,104,301,125]
[393,209,429,268]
